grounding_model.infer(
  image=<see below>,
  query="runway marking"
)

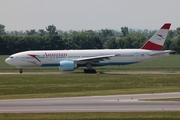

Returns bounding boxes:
[103,99,138,102]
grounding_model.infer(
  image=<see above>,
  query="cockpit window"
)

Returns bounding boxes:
[9,56,13,59]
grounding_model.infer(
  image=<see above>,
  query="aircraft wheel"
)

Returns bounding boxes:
[84,69,96,73]
[84,69,88,73]
[19,69,23,74]
[91,69,96,73]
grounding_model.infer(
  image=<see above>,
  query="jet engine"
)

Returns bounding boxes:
[59,60,77,71]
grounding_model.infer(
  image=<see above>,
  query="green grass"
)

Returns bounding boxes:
[1,55,180,119]
[1,55,180,99]
[0,74,180,99]
[0,112,180,120]
[1,54,180,72]
[140,98,180,102]
[0,55,14,69]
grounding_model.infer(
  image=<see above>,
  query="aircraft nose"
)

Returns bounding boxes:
[5,58,9,64]
[5,58,11,65]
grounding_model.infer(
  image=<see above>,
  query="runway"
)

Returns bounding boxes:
[1,71,180,75]
[0,92,180,113]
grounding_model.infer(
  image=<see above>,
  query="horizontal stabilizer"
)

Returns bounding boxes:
[149,50,172,56]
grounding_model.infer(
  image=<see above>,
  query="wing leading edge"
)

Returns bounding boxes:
[75,54,120,62]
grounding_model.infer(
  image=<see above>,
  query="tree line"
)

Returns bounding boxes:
[0,24,180,55]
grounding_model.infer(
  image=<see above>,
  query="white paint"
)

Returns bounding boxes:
[5,23,171,72]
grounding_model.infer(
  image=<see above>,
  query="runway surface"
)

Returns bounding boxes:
[1,71,180,75]
[0,92,180,113]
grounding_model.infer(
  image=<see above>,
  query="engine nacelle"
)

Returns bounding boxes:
[59,60,77,71]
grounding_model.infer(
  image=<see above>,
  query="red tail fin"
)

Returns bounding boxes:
[141,23,171,50]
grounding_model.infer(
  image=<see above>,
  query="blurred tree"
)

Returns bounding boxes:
[48,35,65,50]
[105,37,117,49]
[99,29,114,39]
[121,26,129,36]
[168,30,175,39]
[164,38,172,50]
[38,29,46,36]
[1,24,180,54]
[46,25,58,35]
[0,24,6,35]
[26,29,37,35]
[176,27,180,35]
[172,38,180,53]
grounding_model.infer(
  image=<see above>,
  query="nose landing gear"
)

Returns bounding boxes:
[19,68,23,74]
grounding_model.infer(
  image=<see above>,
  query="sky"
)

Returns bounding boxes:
[1,0,180,31]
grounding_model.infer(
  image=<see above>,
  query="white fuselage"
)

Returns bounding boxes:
[4,23,172,73]
[5,49,169,68]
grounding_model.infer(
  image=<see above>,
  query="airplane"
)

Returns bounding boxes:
[5,23,171,73]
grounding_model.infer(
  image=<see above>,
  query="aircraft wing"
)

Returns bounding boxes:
[149,50,172,56]
[75,54,120,62]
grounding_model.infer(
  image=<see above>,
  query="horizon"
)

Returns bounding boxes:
[1,0,179,31]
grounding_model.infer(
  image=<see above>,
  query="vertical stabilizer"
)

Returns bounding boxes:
[141,23,171,50]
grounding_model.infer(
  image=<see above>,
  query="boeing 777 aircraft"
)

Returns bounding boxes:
[5,23,171,73]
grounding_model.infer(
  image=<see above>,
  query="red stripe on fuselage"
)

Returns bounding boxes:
[141,41,163,50]
[27,54,41,62]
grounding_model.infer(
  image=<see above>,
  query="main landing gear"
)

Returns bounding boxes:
[19,68,23,74]
[84,63,97,73]
[84,69,96,73]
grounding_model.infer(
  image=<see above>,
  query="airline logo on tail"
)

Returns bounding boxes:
[157,34,164,40]
[141,23,171,50]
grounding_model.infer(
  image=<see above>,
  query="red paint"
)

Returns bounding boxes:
[115,54,120,56]
[141,41,163,50]
[27,54,41,62]
[45,52,67,56]
[161,23,171,29]
[157,34,164,39]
